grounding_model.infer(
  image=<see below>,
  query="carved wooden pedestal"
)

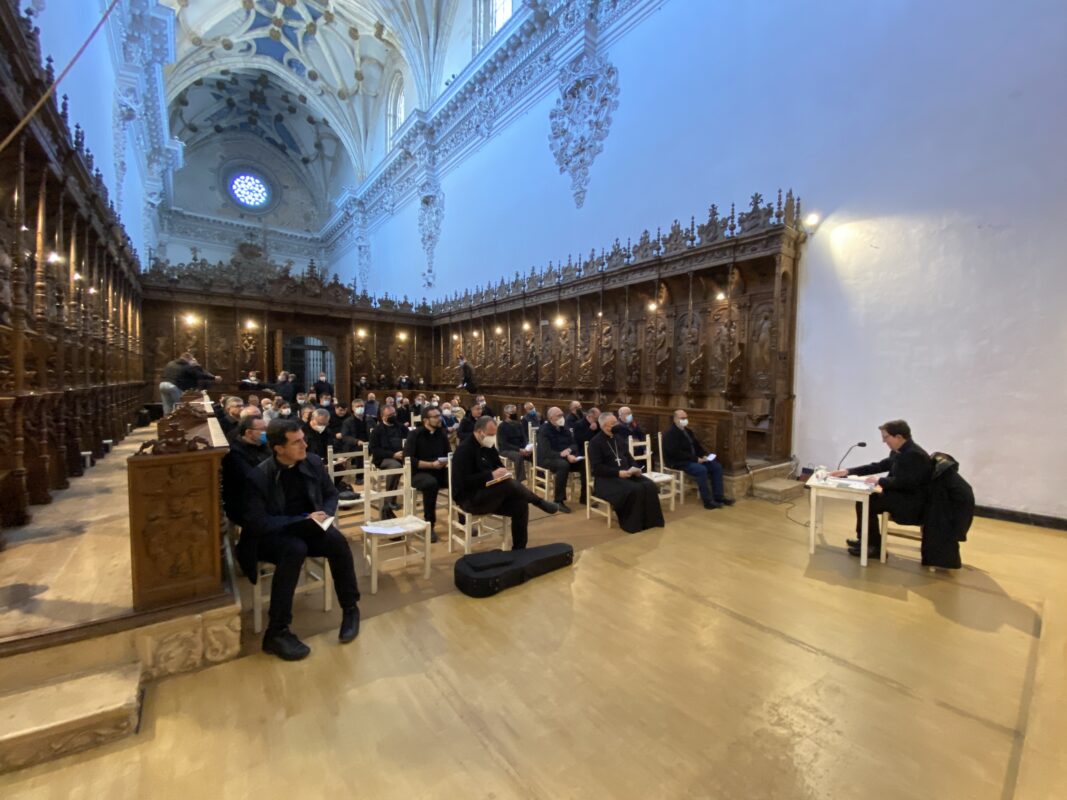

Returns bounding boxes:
[128,411,228,612]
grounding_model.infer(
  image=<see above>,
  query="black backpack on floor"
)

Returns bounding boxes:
[453,543,574,598]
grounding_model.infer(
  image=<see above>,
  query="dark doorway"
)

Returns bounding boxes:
[283,336,335,392]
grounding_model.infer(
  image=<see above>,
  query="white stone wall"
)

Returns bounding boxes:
[362,0,1067,516]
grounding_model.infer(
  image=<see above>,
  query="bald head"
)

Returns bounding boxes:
[547,406,564,426]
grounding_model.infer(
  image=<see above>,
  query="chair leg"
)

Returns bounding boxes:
[323,559,333,611]
[422,524,432,579]
[253,568,265,635]
[370,537,379,595]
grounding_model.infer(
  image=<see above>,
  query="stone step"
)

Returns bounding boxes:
[752,477,806,502]
[0,663,142,773]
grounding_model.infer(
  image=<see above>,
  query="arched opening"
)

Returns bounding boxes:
[283,335,336,391]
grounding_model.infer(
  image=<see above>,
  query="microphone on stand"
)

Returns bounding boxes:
[836,441,866,471]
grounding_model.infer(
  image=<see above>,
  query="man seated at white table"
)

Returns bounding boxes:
[830,419,933,559]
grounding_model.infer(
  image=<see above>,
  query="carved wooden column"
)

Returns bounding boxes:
[8,138,31,526]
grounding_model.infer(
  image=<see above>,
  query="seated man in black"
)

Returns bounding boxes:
[474,394,494,418]
[535,406,587,513]
[404,407,451,542]
[368,404,406,515]
[662,409,733,510]
[456,401,483,443]
[565,400,584,430]
[613,405,646,447]
[572,406,601,460]
[496,404,533,484]
[240,419,361,661]
[303,408,332,460]
[831,419,933,559]
[452,416,558,549]
[588,412,665,534]
[221,416,270,527]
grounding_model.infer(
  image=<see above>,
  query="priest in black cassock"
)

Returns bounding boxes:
[587,412,665,534]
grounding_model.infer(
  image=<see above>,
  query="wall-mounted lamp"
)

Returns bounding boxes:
[494,326,503,335]
[183,313,197,325]
[647,302,657,312]
[554,315,565,328]
[715,292,726,301]
[596,311,603,318]
[522,321,531,331]
[46,251,62,264]
[73,272,82,281]
[452,333,459,341]
[88,287,97,295]
[398,331,408,341]
[245,319,258,330]
[357,328,367,338]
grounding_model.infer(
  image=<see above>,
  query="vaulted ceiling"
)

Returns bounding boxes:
[161,0,462,183]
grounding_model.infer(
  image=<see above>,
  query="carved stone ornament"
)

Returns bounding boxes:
[418,176,445,289]
[548,52,621,208]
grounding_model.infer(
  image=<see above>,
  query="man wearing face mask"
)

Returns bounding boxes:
[662,409,733,510]
[452,416,559,549]
[565,400,584,430]
[457,401,483,443]
[303,408,332,460]
[368,405,406,516]
[588,412,665,534]
[523,402,541,430]
[261,398,279,422]
[395,395,411,428]
[363,392,379,424]
[313,372,334,399]
[475,394,494,418]
[535,406,587,513]
[613,406,646,446]
[497,404,532,484]
[403,407,451,542]
[275,401,293,419]
[222,416,270,528]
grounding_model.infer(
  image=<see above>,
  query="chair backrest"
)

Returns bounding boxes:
[584,440,593,486]
[327,443,367,484]
[363,457,411,519]
[628,436,653,471]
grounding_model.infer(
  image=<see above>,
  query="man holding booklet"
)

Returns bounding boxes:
[240,419,361,661]
[662,408,734,510]
[588,412,666,534]
[451,416,560,550]
[404,407,453,542]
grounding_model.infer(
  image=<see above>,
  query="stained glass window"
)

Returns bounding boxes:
[230,173,270,208]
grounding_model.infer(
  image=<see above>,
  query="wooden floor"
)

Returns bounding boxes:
[1,498,1065,799]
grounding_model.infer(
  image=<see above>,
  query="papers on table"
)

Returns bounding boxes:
[810,476,875,492]
[315,515,335,530]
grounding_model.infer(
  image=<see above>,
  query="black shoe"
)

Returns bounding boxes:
[430,529,439,543]
[704,501,722,509]
[535,499,560,514]
[556,501,572,514]
[846,538,860,549]
[717,497,736,506]
[381,505,396,521]
[847,544,881,559]
[262,628,311,661]
[339,607,360,643]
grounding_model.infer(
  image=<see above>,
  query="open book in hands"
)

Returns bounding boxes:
[311,515,335,531]
[486,472,513,486]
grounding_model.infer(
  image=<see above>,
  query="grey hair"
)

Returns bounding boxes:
[474,415,495,433]
[224,396,243,409]
[311,408,331,421]
[503,404,517,416]
[598,412,615,427]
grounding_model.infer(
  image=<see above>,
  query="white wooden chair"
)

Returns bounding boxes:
[658,431,689,506]
[359,474,432,594]
[447,453,511,554]
[630,435,677,512]
[253,559,332,635]
[327,444,367,538]
[363,456,407,522]
[879,512,924,563]
[584,440,612,527]
[529,423,553,500]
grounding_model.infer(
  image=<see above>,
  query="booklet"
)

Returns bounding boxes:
[705,453,716,462]
[486,472,513,486]
[315,515,335,531]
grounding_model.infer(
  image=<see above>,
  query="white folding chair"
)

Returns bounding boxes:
[252,559,332,635]
[529,425,553,500]
[658,431,689,506]
[363,457,408,522]
[359,475,432,594]
[447,453,511,554]
[631,435,676,512]
[584,440,612,527]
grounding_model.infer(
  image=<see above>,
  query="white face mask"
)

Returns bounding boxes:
[678,418,688,428]
[354,407,364,416]
[311,424,327,433]
[479,434,497,449]
[320,399,331,406]
[554,418,566,428]
[623,414,633,424]
[280,409,291,416]
[262,405,272,412]
[319,377,326,382]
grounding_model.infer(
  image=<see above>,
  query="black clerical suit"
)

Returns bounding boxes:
[846,439,933,548]
[536,421,587,503]
[497,418,531,483]
[451,435,545,550]
[613,419,646,446]
[369,417,406,497]
[273,380,296,403]
[588,431,665,534]
[456,413,478,443]
[302,422,331,461]
[313,379,334,398]
[221,438,270,526]
[404,426,451,527]
[239,454,359,633]
[572,417,600,452]
[459,361,477,393]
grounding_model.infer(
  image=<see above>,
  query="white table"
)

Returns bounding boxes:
[806,475,882,566]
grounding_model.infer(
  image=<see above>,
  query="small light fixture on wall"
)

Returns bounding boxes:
[452,333,459,341]
[245,319,258,330]
[647,301,657,312]
[522,321,530,331]
[472,330,480,338]
[183,313,198,325]
[398,331,408,341]
[46,251,62,264]
[494,326,503,335]
[357,328,367,338]
[554,315,565,328]
[715,292,726,301]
